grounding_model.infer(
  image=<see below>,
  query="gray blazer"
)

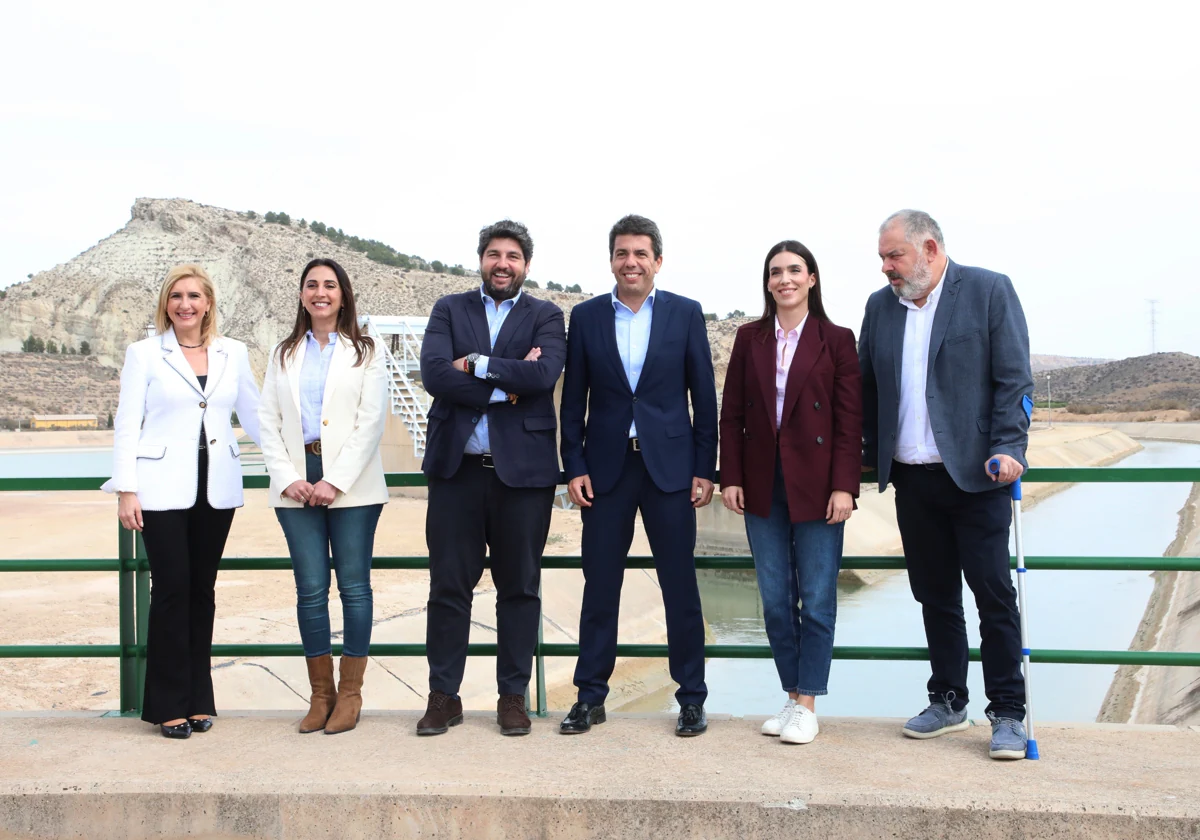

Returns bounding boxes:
[859,259,1033,493]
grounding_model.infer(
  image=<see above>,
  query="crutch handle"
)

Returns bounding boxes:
[989,458,1022,501]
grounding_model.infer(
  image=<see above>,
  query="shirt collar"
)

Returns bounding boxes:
[480,283,522,307]
[306,330,339,343]
[611,284,656,313]
[774,313,808,339]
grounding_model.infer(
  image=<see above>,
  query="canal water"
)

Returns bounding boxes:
[674,440,1200,722]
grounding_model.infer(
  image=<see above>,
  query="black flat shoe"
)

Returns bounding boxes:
[676,703,707,737]
[187,718,213,733]
[160,721,192,739]
[559,701,606,734]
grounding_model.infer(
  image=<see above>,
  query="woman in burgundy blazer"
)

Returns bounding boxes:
[719,240,862,745]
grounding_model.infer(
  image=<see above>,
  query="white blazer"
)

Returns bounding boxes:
[258,334,389,509]
[103,328,262,511]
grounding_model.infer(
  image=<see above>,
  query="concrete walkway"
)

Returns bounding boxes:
[1,712,1197,838]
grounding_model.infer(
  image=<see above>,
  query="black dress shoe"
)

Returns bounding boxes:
[188,717,213,733]
[160,721,192,739]
[676,703,707,737]
[559,701,606,734]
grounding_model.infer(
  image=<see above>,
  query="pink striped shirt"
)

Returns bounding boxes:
[774,314,808,429]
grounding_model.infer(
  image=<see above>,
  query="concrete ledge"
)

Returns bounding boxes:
[1,713,1197,839]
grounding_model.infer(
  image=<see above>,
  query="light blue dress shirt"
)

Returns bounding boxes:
[464,286,520,455]
[612,285,655,438]
[300,331,338,445]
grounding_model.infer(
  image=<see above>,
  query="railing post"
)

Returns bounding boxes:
[135,532,150,713]
[118,523,136,714]
[536,580,547,717]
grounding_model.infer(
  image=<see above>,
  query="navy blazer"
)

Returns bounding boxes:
[420,289,566,488]
[560,289,718,495]
[859,260,1034,493]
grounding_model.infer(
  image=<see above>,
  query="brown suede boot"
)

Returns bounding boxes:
[324,655,368,735]
[298,654,336,734]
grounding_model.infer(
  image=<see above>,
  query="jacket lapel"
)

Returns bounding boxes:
[492,294,532,357]
[467,291,491,352]
[159,328,204,397]
[204,340,229,396]
[890,296,906,395]
[926,261,960,376]
[781,317,823,426]
[751,329,778,435]
[600,298,633,394]
[634,291,669,394]
[288,337,309,414]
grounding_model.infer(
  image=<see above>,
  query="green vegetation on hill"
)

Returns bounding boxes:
[248,210,468,276]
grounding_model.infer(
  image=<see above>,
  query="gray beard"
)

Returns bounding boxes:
[483,271,525,302]
[889,259,933,301]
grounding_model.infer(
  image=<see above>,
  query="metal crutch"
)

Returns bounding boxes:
[988,395,1039,760]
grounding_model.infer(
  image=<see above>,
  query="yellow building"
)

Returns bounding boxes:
[30,414,100,430]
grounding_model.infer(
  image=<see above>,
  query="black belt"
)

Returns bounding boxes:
[464,453,495,468]
[894,459,945,471]
[628,437,641,453]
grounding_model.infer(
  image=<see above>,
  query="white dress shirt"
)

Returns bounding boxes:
[774,314,808,429]
[612,285,655,438]
[895,264,947,464]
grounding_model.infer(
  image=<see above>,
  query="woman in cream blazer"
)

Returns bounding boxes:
[258,258,388,735]
[103,264,261,739]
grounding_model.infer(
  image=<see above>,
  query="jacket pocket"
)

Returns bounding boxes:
[665,425,689,439]
[229,444,240,459]
[137,445,166,460]
[428,400,452,419]
[524,416,557,431]
[948,329,980,346]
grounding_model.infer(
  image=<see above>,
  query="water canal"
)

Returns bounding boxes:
[648,440,1200,722]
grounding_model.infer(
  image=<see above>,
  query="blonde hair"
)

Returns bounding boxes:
[154,264,219,345]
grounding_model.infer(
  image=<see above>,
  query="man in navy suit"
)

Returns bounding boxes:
[417,220,566,738]
[859,209,1034,760]
[559,214,718,737]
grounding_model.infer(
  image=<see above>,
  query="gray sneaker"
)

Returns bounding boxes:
[902,693,969,739]
[986,712,1027,760]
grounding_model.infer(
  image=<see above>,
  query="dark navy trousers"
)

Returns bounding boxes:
[574,449,708,707]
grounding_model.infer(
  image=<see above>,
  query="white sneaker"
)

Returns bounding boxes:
[780,706,819,744]
[760,698,795,736]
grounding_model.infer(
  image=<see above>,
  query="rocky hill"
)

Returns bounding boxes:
[1030,354,1109,374]
[0,198,591,371]
[1035,352,1200,410]
[0,354,119,427]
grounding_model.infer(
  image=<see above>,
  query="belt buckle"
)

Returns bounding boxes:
[311,440,322,455]
[631,437,641,452]
[481,454,495,468]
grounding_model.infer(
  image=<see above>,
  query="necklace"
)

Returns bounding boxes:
[178,341,204,349]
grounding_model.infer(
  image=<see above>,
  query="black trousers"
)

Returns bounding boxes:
[574,449,707,707]
[139,449,235,724]
[891,461,1026,720]
[425,457,554,696]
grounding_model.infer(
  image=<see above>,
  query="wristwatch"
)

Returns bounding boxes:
[466,353,481,376]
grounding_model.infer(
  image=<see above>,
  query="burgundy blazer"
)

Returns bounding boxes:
[719,317,863,523]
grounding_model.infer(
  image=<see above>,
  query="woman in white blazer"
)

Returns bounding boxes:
[103,264,261,739]
[258,258,388,735]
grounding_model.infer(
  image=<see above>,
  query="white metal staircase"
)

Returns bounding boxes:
[362,315,431,457]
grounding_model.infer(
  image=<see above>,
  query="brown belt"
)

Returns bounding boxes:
[304,441,322,456]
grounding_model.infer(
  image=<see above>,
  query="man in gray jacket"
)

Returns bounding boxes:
[859,209,1034,760]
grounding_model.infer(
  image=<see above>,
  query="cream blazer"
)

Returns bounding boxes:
[258,334,389,509]
[102,329,262,510]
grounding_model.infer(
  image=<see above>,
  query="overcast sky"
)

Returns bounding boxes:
[3,1,1197,360]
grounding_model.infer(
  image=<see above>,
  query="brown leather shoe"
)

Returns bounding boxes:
[497,694,531,736]
[417,690,464,736]
[299,654,337,734]
[324,655,367,735]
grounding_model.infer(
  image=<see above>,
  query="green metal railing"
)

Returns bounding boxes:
[3,466,1200,716]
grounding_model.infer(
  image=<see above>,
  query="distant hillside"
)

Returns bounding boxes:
[0,197,591,371]
[1034,352,1200,410]
[1030,354,1109,374]
[0,354,118,428]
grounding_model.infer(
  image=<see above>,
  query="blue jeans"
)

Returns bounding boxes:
[275,452,382,658]
[743,461,844,696]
